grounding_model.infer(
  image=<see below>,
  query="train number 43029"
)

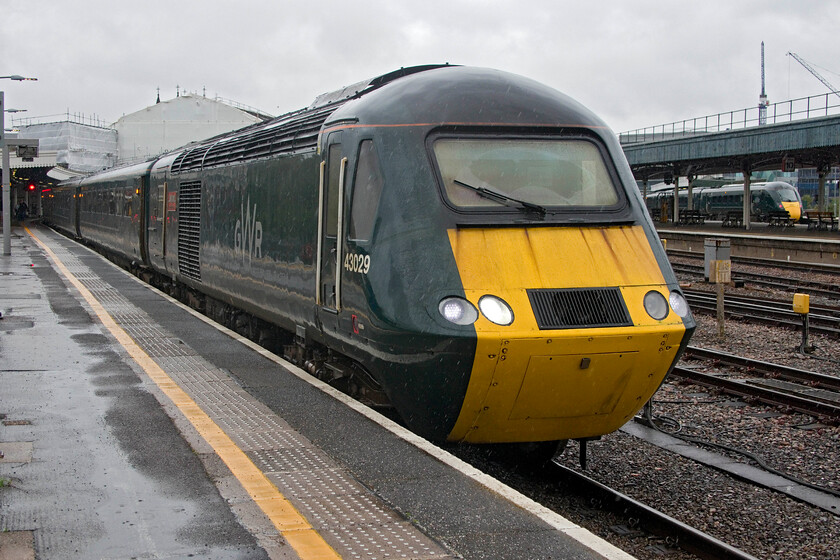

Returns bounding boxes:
[344,253,371,274]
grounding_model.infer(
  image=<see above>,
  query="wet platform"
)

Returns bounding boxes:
[0,224,631,560]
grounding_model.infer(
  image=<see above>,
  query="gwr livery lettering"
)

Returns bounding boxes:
[234,197,262,263]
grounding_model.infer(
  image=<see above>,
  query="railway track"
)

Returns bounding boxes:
[549,462,760,560]
[683,289,840,337]
[533,345,840,559]
[674,346,840,419]
[447,441,762,560]
[670,259,840,299]
[667,248,840,276]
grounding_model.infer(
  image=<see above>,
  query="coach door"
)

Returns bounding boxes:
[137,176,149,264]
[146,177,167,272]
[317,132,347,316]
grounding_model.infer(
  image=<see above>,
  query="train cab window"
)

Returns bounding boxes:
[432,137,619,211]
[325,144,343,237]
[349,140,384,242]
[777,188,799,202]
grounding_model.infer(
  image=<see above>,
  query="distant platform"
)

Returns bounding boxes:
[653,220,840,268]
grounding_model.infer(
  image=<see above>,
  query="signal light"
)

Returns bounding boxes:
[27,183,36,191]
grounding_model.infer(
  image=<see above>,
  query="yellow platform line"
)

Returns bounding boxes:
[27,228,341,560]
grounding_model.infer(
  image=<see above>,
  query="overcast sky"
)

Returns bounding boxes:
[3,1,839,134]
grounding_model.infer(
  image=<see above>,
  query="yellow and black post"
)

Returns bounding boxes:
[793,293,811,354]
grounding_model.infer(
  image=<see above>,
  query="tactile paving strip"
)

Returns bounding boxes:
[235,429,313,452]
[44,237,453,559]
[322,523,448,560]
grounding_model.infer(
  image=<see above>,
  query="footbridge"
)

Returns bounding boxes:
[620,92,840,228]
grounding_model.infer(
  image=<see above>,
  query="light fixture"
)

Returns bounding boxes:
[438,297,478,325]
[478,295,514,326]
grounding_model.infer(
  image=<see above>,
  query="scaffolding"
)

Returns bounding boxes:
[16,121,117,173]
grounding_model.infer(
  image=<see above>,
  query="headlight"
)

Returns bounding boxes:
[643,291,669,320]
[478,295,514,326]
[669,291,690,318]
[439,297,478,325]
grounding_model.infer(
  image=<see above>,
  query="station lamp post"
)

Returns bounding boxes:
[1,74,38,256]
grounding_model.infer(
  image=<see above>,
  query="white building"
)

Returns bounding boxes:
[113,94,266,164]
[11,93,269,177]
[2,94,271,216]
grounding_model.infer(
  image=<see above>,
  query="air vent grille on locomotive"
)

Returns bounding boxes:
[527,287,632,329]
[178,181,202,282]
[171,105,336,173]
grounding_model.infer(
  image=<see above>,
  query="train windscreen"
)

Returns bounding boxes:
[433,138,619,211]
[777,188,800,202]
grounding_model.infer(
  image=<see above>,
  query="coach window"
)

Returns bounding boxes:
[348,140,384,242]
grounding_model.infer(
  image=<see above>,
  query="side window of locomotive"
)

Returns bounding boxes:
[432,138,619,210]
[349,140,384,242]
[326,144,343,237]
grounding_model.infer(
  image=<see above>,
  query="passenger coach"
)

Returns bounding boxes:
[646,181,804,222]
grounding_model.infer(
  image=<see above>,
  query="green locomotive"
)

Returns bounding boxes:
[646,181,803,221]
[45,66,694,450]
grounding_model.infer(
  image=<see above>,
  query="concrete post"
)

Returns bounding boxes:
[818,166,827,213]
[742,165,752,231]
[672,171,680,224]
[687,174,695,211]
[1,91,9,256]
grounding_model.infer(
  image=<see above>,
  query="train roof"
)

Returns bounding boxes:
[647,181,797,195]
[167,65,609,174]
[307,64,452,110]
[715,181,796,191]
[168,65,452,174]
[324,65,608,130]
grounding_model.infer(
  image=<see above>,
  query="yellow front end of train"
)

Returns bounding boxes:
[781,200,803,221]
[446,225,688,443]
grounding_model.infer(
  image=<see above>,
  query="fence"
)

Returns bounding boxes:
[619,91,840,144]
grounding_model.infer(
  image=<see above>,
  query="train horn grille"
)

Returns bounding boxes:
[527,287,632,330]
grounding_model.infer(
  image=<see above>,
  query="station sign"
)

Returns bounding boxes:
[16,143,38,161]
[8,138,39,162]
[782,156,795,172]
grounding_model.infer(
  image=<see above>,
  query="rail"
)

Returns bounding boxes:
[550,463,761,560]
[668,255,840,299]
[683,289,840,337]
[671,364,840,419]
[619,91,840,144]
[684,346,840,392]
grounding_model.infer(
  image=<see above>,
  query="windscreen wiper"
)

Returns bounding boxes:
[453,180,547,217]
